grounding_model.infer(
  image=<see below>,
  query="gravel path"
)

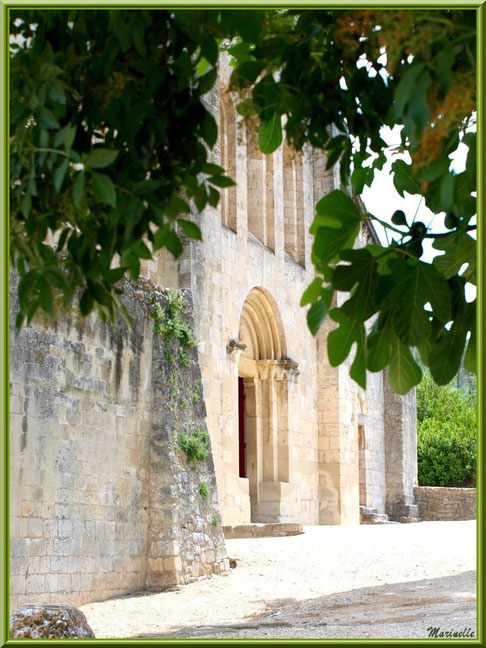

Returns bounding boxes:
[81,520,477,640]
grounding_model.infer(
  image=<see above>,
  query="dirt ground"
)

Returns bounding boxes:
[81,520,477,640]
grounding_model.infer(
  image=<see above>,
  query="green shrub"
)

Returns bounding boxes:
[417,420,476,487]
[178,427,209,463]
[417,373,477,487]
[199,481,209,500]
[417,373,476,429]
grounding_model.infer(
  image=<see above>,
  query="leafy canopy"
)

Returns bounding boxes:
[10,9,476,394]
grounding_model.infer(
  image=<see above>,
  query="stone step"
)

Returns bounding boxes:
[388,503,420,518]
[359,506,378,515]
[223,522,304,539]
[360,506,392,525]
[361,514,390,524]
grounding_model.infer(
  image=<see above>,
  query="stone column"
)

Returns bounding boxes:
[275,359,299,483]
[275,369,290,483]
[249,359,299,523]
[257,360,278,482]
[384,377,419,522]
[243,377,260,515]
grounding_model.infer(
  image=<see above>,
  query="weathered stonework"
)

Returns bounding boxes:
[413,487,476,521]
[10,277,227,609]
[9,56,418,608]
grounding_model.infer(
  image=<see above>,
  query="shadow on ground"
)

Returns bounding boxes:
[132,571,476,639]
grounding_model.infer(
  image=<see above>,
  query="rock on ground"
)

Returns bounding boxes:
[10,603,95,639]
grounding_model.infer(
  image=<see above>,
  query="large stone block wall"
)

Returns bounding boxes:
[414,487,476,521]
[10,277,227,609]
[316,226,390,525]
[10,279,152,608]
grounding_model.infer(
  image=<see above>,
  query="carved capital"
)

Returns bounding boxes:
[256,358,300,381]
[256,359,278,380]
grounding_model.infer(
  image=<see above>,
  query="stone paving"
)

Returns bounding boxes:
[80,520,477,640]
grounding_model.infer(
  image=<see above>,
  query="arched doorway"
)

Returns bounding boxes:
[237,288,297,522]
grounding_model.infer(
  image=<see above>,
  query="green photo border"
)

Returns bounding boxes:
[1,1,483,645]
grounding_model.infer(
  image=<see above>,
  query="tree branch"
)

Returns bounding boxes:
[425,225,476,239]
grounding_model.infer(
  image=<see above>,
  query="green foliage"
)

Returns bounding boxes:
[258,113,282,154]
[199,481,209,499]
[418,422,476,487]
[150,290,197,350]
[417,373,476,487]
[210,514,220,526]
[178,350,192,366]
[166,289,187,314]
[10,9,476,393]
[178,427,209,463]
[191,380,202,404]
[10,9,235,329]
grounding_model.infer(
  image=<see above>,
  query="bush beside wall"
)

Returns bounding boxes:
[417,373,476,487]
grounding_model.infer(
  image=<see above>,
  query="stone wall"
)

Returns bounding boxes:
[10,276,227,609]
[414,487,476,521]
[145,287,228,588]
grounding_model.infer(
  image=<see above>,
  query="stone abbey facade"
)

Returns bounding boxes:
[141,59,418,527]
[9,58,418,608]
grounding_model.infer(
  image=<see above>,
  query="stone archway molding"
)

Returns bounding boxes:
[235,287,298,523]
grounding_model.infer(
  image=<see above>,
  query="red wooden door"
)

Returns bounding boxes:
[238,377,246,478]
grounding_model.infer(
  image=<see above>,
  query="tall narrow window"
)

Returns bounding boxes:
[265,154,275,251]
[283,141,305,266]
[220,87,237,231]
[247,124,275,250]
[358,424,367,507]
